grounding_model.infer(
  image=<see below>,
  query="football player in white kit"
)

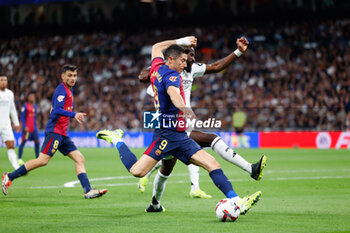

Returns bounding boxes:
[0,76,20,169]
[138,36,267,212]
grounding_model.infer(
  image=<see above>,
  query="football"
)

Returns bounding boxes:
[215,198,240,222]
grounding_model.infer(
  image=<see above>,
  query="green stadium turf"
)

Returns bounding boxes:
[0,147,349,233]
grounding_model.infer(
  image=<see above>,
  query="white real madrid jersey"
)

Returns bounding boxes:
[0,88,19,128]
[147,63,206,108]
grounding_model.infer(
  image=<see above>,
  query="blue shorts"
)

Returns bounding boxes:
[21,130,39,141]
[40,132,77,156]
[145,129,202,165]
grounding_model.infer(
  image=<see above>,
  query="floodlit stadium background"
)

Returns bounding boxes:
[0,0,349,148]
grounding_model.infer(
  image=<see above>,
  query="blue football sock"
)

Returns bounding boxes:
[116,143,138,171]
[8,165,28,181]
[209,168,237,198]
[18,141,25,159]
[34,142,40,158]
[77,173,92,193]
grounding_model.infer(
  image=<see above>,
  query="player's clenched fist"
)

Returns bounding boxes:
[187,36,197,48]
[236,37,249,53]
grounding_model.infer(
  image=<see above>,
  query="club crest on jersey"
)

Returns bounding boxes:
[57,95,65,102]
[155,149,162,156]
[169,76,177,82]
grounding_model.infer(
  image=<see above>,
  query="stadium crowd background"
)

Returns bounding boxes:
[0,0,349,132]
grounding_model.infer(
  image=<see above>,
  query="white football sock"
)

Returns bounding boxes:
[211,137,252,174]
[231,196,241,203]
[8,149,19,169]
[145,160,162,178]
[188,164,200,191]
[152,170,170,208]
[111,138,123,147]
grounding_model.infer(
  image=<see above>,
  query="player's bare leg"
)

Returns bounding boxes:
[24,153,51,171]
[145,157,177,213]
[2,153,51,195]
[68,150,107,199]
[96,129,160,178]
[190,130,267,181]
[129,155,159,178]
[138,160,162,193]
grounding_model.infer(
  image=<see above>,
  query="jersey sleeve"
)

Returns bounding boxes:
[164,71,181,91]
[191,63,207,78]
[150,57,165,76]
[51,88,76,118]
[20,104,27,128]
[146,85,154,97]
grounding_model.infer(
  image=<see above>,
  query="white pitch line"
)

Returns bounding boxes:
[23,174,350,189]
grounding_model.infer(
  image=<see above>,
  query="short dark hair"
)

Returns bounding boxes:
[62,64,77,74]
[163,45,189,61]
[26,91,36,100]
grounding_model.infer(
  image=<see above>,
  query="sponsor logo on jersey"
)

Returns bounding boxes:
[169,76,177,82]
[57,95,65,102]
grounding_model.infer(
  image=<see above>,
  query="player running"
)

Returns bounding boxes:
[97,42,261,215]
[0,75,21,170]
[18,92,40,165]
[137,36,266,204]
[2,65,107,199]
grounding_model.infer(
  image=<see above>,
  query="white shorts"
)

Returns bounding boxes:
[0,127,15,143]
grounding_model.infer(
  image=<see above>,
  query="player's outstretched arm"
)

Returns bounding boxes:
[167,86,196,119]
[205,36,249,74]
[151,36,197,60]
[74,112,86,124]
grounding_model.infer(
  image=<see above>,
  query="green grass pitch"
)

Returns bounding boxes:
[0,147,349,233]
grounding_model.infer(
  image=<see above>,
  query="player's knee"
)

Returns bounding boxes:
[6,143,15,149]
[160,163,174,176]
[76,155,85,165]
[38,158,49,166]
[206,133,219,144]
[129,170,143,178]
[129,167,146,178]
[204,159,221,172]
[210,160,221,171]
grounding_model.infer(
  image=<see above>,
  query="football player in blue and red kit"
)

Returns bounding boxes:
[2,65,107,199]
[97,43,261,214]
[18,93,40,165]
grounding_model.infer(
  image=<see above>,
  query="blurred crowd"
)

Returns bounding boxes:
[0,18,349,132]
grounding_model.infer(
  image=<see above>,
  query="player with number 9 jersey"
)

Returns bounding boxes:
[150,57,187,132]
